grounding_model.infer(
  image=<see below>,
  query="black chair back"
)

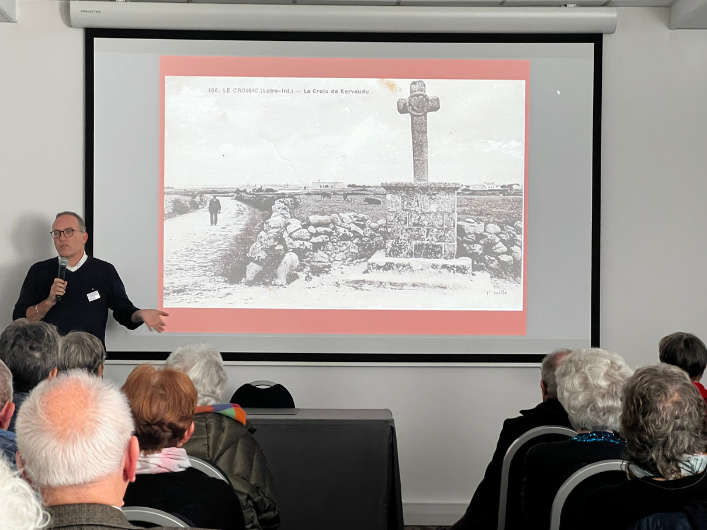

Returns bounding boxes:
[231,381,295,408]
[550,460,627,530]
[497,426,576,530]
[188,456,230,484]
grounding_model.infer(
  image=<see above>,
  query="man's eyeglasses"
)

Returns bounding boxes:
[50,229,82,239]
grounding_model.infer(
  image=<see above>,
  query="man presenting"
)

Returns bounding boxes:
[12,211,167,344]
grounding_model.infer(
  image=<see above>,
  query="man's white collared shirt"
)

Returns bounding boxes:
[60,252,88,272]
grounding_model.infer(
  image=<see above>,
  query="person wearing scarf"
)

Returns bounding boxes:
[166,345,280,530]
[522,349,634,530]
[577,364,707,530]
[122,365,246,530]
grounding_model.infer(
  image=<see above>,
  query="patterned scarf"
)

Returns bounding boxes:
[194,403,247,425]
[628,454,707,479]
[571,431,623,444]
[136,447,191,475]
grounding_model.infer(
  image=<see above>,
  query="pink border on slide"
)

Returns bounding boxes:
[159,56,529,336]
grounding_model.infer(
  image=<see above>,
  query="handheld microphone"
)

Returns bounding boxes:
[56,257,68,302]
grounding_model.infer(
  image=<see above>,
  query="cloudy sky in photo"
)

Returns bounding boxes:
[164,76,526,188]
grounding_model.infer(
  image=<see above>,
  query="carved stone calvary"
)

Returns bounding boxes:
[372,80,463,264]
[397,80,440,184]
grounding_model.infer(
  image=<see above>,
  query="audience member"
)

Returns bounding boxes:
[122,365,246,530]
[0,359,18,464]
[450,349,573,530]
[0,455,49,530]
[15,370,201,530]
[522,348,633,530]
[0,320,59,432]
[58,331,106,376]
[578,364,707,530]
[659,331,707,401]
[166,344,280,530]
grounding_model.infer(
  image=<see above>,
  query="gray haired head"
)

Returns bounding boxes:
[0,360,12,408]
[165,344,227,406]
[54,211,86,232]
[556,348,633,432]
[540,349,571,398]
[0,321,59,393]
[58,332,106,376]
[622,363,707,478]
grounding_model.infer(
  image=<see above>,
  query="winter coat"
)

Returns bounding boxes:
[183,410,280,530]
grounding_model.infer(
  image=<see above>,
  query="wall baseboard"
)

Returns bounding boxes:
[403,502,467,526]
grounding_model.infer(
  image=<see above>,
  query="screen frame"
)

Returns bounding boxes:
[84,28,602,363]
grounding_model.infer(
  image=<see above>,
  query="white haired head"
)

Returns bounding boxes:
[0,456,49,530]
[16,370,134,488]
[165,344,227,406]
[556,348,634,432]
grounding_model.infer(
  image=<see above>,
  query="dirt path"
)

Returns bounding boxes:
[163,199,256,304]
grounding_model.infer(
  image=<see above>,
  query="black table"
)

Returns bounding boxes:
[246,408,404,530]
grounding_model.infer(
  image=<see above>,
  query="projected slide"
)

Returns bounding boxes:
[159,56,528,335]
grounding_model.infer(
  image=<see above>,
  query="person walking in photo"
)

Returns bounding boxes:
[209,196,222,226]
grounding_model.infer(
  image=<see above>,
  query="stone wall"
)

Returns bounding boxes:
[233,192,282,211]
[456,218,523,280]
[245,198,387,285]
[164,193,206,219]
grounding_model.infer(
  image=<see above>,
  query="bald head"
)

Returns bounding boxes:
[541,349,571,399]
[16,371,134,489]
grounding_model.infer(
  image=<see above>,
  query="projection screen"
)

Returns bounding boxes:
[87,31,600,361]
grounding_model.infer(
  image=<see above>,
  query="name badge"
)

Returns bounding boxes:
[87,291,101,302]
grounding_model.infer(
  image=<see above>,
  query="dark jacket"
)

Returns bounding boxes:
[0,428,17,465]
[183,411,280,530]
[451,398,572,530]
[8,390,28,433]
[46,503,208,530]
[522,436,624,530]
[578,471,707,530]
[124,467,246,530]
[209,199,222,213]
[630,512,694,530]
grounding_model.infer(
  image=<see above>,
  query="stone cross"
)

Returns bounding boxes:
[397,80,440,184]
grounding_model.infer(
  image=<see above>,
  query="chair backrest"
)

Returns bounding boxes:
[122,506,191,528]
[497,425,576,530]
[231,381,295,408]
[188,456,230,483]
[549,460,626,530]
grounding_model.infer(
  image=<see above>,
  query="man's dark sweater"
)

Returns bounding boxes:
[451,398,572,530]
[13,256,141,344]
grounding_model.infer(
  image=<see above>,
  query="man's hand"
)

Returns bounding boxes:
[133,309,169,332]
[48,278,67,304]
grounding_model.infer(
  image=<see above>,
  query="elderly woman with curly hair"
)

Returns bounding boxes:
[522,348,634,530]
[577,363,707,530]
[165,344,280,530]
[122,365,246,530]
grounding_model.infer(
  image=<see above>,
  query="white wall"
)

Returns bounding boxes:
[2,4,707,525]
[600,7,707,370]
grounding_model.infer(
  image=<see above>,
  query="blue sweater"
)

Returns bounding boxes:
[13,256,141,345]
